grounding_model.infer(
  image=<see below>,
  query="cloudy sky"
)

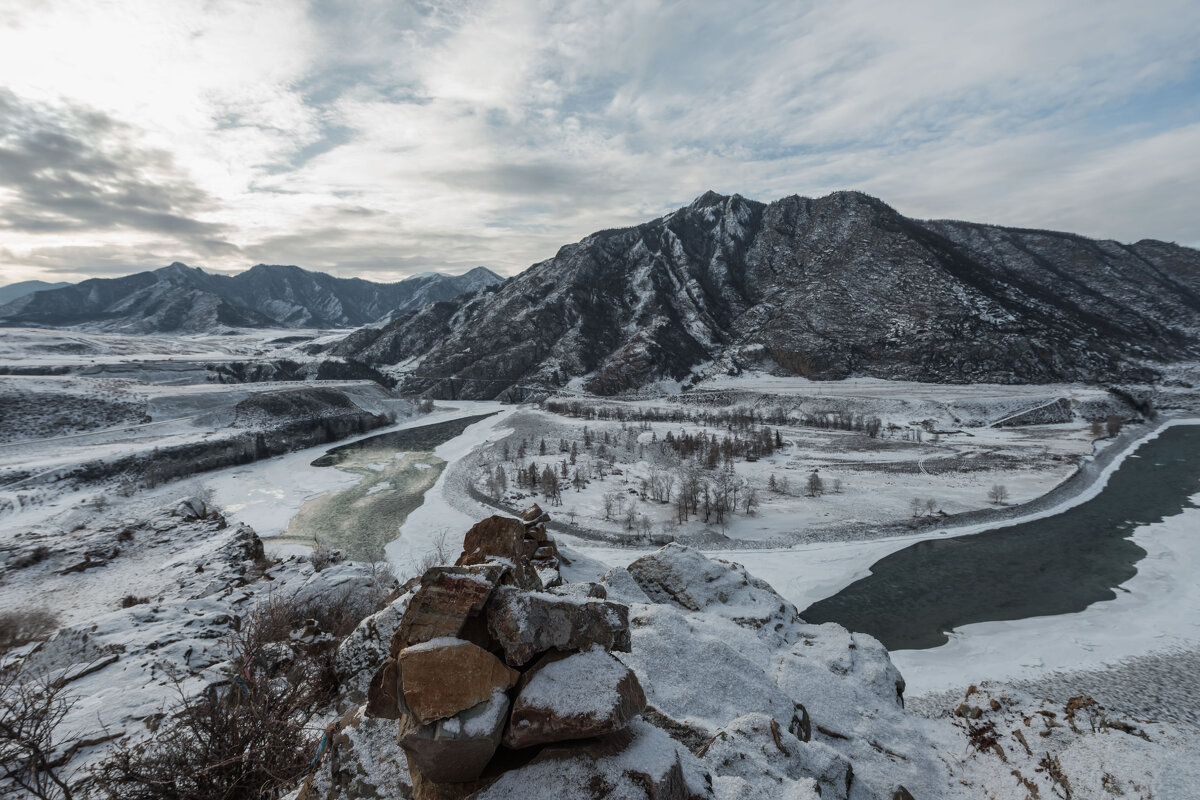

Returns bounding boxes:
[1,0,1198,284]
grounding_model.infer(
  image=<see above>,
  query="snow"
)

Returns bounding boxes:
[514,646,630,719]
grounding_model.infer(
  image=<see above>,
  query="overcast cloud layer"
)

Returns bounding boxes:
[1,0,1198,283]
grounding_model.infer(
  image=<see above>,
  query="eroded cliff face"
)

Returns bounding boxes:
[336,191,1200,398]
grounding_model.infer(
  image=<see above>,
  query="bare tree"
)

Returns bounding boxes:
[1,666,78,799]
[743,486,759,515]
[988,484,1010,505]
[806,472,824,498]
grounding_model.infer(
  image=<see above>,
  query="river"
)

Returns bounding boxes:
[801,424,1200,650]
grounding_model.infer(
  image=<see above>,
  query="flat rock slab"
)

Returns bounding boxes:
[399,690,510,784]
[392,564,505,657]
[486,586,631,666]
[504,647,647,749]
[399,638,520,724]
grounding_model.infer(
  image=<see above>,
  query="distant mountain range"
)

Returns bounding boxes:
[0,280,72,306]
[0,264,503,332]
[333,190,1200,396]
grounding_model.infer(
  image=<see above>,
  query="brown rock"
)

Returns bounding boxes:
[504,648,647,749]
[399,691,510,783]
[455,516,543,589]
[399,639,520,724]
[364,657,404,719]
[527,523,549,543]
[391,564,505,657]
[487,585,632,666]
[521,503,548,523]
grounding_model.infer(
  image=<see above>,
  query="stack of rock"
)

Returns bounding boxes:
[366,505,647,799]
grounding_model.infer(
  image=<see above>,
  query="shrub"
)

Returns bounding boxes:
[0,609,59,655]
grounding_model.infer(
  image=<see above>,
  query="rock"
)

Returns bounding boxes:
[455,516,543,590]
[336,590,413,702]
[626,544,803,644]
[599,567,652,605]
[399,638,520,724]
[174,496,208,520]
[504,647,647,749]
[698,714,852,800]
[545,582,607,601]
[486,586,631,666]
[398,690,510,783]
[475,720,713,800]
[392,565,505,656]
[365,657,403,719]
[521,504,549,524]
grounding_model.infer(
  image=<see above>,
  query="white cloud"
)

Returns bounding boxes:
[0,0,1198,285]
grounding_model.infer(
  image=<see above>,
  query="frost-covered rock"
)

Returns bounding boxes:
[699,713,851,800]
[626,543,804,645]
[476,720,712,800]
[336,589,413,702]
[485,585,631,666]
[504,646,647,749]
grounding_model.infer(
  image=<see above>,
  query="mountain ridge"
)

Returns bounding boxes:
[333,190,1200,396]
[0,263,504,332]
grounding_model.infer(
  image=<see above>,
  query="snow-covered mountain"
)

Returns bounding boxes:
[0,279,72,305]
[334,191,1200,397]
[0,263,503,332]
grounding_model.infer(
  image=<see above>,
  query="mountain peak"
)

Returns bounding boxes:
[690,190,730,210]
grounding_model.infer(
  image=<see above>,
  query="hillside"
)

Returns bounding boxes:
[0,263,502,332]
[333,191,1200,397]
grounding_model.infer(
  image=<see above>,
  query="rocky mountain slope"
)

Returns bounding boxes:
[0,263,502,332]
[0,279,72,305]
[334,191,1200,397]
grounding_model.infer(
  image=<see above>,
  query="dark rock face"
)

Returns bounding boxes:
[336,191,1200,395]
[0,262,502,332]
[486,586,632,667]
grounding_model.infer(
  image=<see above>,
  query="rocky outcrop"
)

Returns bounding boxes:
[360,506,678,799]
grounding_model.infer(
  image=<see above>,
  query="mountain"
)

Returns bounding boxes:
[0,280,72,305]
[333,190,1200,397]
[0,264,503,332]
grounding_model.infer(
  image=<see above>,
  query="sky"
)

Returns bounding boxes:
[0,0,1198,285]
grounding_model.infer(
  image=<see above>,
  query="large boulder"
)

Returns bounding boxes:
[626,544,803,646]
[398,690,510,784]
[504,647,647,749]
[474,720,713,800]
[486,586,631,666]
[391,565,505,657]
[399,638,520,724]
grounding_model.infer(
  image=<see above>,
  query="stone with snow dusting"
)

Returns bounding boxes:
[391,564,504,656]
[626,544,803,644]
[476,719,712,800]
[504,646,647,749]
[336,589,413,702]
[398,638,520,724]
[398,689,510,784]
[455,516,542,589]
[486,585,631,666]
[698,713,852,800]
